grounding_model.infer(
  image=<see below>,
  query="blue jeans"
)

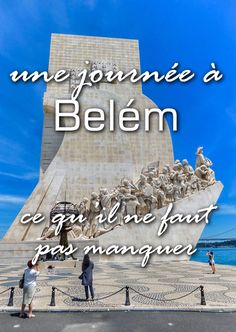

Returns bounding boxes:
[85,285,94,299]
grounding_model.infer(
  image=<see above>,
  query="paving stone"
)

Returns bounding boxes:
[1,261,236,310]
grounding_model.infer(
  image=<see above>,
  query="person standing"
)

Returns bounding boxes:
[19,260,40,318]
[81,254,94,300]
[206,251,216,274]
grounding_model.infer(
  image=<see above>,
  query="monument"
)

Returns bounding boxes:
[1,34,223,264]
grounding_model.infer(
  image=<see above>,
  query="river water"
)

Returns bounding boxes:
[191,247,236,266]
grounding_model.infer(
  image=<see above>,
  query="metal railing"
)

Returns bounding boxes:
[0,287,15,306]
[49,285,206,307]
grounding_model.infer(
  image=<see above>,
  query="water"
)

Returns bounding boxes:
[191,247,236,266]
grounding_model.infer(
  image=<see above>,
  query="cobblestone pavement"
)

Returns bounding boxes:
[1,261,236,311]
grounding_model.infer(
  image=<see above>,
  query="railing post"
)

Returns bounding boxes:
[125,286,130,306]
[7,287,15,307]
[200,285,206,305]
[50,286,56,306]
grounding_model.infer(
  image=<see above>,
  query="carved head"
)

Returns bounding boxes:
[148,171,155,178]
[82,197,89,204]
[123,179,130,187]
[173,164,179,171]
[139,174,147,183]
[91,192,98,199]
[196,146,203,155]
[162,167,168,174]
[153,178,161,187]
[99,188,106,195]
[200,165,208,173]
[177,162,183,170]
[164,164,171,172]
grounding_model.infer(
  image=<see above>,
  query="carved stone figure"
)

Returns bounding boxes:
[136,174,157,214]
[195,147,213,168]
[76,197,89,235]
[87,192,101,238]
[161,166,171,186]
[99,188,119,229]
[38,224,56,241]
[114,179,137,220]
[152,178,166,208]
[182,159,194,180]
[195,165,215,189]
[195,147,215,187]
[77,197,89,218]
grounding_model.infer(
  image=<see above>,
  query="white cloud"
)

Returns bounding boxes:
[0,137,24,165]
[218,204,236,215]
[0,171,38,181]
[0,195,26,204]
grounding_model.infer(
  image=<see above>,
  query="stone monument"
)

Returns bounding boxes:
[1,34,223,264]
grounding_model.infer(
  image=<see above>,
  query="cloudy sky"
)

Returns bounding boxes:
[0,0,236,239]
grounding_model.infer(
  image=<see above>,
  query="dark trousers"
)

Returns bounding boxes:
[85,285,94,299]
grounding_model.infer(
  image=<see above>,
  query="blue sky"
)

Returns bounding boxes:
[0,0,236,239]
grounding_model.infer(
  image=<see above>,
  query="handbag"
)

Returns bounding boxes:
[19,273,25,289]
[79,272,84,280]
